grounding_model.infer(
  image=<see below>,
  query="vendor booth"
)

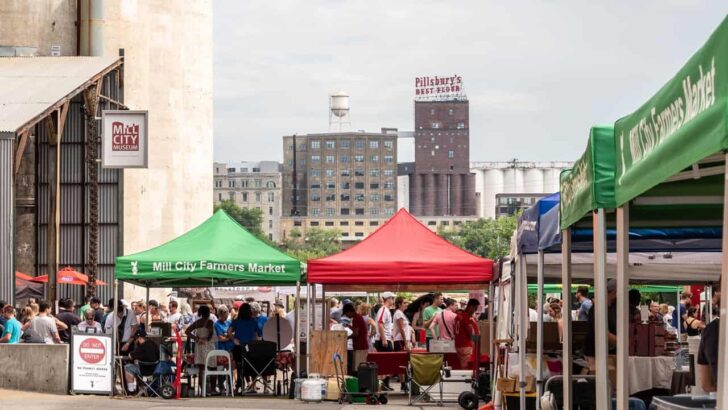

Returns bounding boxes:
[113,209,304,397]
[608,15,728,410]
[506,123,723,409]
[307,208,495,404]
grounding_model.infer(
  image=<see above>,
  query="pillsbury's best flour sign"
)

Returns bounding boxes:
[102,110,148,168]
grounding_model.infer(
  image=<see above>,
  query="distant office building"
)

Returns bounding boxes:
[213,161,282,242]
[280,129,398,241]
[406,96,476,217]
[471,161,572,219]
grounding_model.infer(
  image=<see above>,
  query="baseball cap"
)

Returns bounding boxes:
[274,299,285,308]
[382,291,396,299]
[233,301,244,309]
[342,298,353,306]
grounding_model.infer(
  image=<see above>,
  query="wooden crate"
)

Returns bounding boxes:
[308,330,347,377]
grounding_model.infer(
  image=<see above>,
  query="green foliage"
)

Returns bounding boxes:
[283,227,342,261]
[214,200,265,238]
[438,214,518,260]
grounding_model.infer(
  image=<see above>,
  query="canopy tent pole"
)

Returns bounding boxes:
[111,279,118,397]
[615,206,630,410]
[706,285,713,322]
[312,285,317,330]
[561,229,573,410]
[295,281,300,377]
[594,209,609,410]
[676,288,681,342]
[488,280,495,385]
[306,283,311,373]
[145,287,150,329]
[518,255,528,410]
[322,286,327,330]
[535,250,544,410]
[717,151,728,408]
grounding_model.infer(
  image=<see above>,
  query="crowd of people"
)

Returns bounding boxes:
[327,291,486,394]
[0,291,490,396]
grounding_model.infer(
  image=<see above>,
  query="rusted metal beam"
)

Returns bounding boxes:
[14,129,30,176]
[46,101,69,307]
[13,58,123,138]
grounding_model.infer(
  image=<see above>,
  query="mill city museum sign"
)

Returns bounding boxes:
[415,74,464,100]
[102,110,148,168]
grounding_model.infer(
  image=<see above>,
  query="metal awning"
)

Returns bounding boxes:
[0,56,122,134]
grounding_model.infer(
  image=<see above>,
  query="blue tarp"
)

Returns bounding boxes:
[517,193,559,254]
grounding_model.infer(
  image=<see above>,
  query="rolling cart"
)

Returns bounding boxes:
[333,353,388,405]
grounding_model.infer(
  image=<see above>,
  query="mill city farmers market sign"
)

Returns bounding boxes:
[132,260,289,274]
[614,16,728,206]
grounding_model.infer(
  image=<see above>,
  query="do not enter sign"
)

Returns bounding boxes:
[78,337,106,364]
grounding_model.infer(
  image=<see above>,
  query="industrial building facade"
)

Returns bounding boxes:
[406,100,476,217]
[280,130,398,241]
[1,0,214,304]
[213,161,282,242]
[0,57,123,305]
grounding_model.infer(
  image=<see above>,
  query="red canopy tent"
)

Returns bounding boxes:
[307,209,494,291]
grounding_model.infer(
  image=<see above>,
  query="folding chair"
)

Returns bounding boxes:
[202,350,234,397]
[241,340,278,395]
[134,360,161,397]
[406,353,445,406]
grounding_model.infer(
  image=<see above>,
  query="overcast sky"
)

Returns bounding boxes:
[214,1,728,164]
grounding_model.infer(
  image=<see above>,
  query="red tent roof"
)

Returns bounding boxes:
[307,209,493,291]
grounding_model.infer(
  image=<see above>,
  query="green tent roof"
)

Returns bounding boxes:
[115,210,302,287]
[614,15,728,206]
[527,284,681,294]
[560,125,616,229]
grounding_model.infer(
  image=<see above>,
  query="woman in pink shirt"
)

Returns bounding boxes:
[430,298,458,340]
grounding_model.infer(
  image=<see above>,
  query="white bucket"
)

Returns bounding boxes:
[301,378,324,402]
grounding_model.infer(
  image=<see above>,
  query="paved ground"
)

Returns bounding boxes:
[0,389,466,410]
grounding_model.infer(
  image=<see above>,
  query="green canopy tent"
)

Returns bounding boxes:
[526,284,681,295]
[115,210,302,286]
[606,15,728,409]
[112,210,305,394]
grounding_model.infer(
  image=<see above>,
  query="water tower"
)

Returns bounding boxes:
[329,91,351,131]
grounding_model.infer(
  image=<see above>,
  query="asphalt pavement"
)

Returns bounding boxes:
[0,388,464,410]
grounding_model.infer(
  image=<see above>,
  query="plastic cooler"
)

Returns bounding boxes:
[345,377,366,403]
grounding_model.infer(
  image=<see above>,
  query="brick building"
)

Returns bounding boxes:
[280,130,398,241]
[407,99,476,216]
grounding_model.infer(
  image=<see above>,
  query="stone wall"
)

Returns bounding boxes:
[0,344,70,394]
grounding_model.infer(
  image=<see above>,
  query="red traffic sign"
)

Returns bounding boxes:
[79,337,106,364]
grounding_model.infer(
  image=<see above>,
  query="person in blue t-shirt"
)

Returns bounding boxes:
[228,303,260,393]
[213,306,234,395]
[250,302,268,335]
[0,306,22,344]
[576,286,593,321]
[673,291,692,334]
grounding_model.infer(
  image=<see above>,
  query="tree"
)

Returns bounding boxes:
[283,227,342,261]
[438,214,518,260]
[214,200,264,238]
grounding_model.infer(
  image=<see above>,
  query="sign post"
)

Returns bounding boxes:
[71,332,113,395]
[101,110,148,168]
